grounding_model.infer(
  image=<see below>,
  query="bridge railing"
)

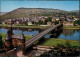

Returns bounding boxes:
[25,23,63,48]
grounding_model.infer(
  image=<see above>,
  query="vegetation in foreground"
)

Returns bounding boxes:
[39,38,80,57]
[39,38,79,47]
[40,44,79,57]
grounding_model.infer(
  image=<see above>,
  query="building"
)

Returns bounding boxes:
[28,21,32,25]
[5,26,25,51]
[56,18,59,21]
[63,21,74,26]
[52,18,56,22]
[2,22,6,25]
[16,21,20,24]
[40,18,46,23]
[47,21,52,26]
[67,18,74,22]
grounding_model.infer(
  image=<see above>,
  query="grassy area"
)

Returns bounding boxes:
[63,26,80,29]
[25,35,32,40]
[0,24,50,29]
[1,33,6,40]
[39,38,80,47]
[1,33,32,41]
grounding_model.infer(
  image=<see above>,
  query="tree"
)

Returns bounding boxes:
[74,20,80,26]
[54,20,59,25]
[65,41,71,48]
[47,17,52,21]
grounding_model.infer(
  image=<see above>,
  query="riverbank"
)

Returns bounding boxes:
[39,38,80,47]
[63,26,80,29]
[0,24,80,29]
[0,24,50,29]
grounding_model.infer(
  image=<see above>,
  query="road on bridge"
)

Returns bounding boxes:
[25,23,63,48]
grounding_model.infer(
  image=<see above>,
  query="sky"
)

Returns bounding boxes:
[1,1,79,12]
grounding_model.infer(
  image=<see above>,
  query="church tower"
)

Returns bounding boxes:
[5,23,13,51]
[20,32,25,47]
[5,30,12,51]
[20,32,25,54]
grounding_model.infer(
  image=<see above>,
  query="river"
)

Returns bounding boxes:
[0,27,80,41]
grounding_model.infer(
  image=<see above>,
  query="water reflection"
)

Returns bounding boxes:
[58,29,80,41]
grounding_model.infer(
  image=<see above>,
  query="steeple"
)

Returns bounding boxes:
[5,28,12,40]
[5,21,14,40]
[20,31,25,39]
[10,21,14,35]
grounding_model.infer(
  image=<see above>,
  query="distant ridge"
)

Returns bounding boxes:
[0,8,78,19]
[0,12,8,16]
[71,10,79,12]
[17,7,57,10]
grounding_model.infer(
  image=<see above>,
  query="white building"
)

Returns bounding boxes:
[28,21,32,25]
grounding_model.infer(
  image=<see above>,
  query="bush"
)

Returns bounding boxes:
[54,20,59,25]
[65,41,71,48]
[74,20,80,26]
[56,44,65,48]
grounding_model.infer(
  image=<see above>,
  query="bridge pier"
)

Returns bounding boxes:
[39,37,45,42]
[50,24,63,38]
[56,24,63,32]
[50,34,56,38]
[55,28,63,38]
[50,30,56,34]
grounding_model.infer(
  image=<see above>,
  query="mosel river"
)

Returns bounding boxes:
[0,27,80,41]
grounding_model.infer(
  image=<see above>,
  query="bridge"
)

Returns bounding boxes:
[25,23,63,49]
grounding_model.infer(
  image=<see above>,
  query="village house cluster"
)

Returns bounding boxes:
[1,15,79,26]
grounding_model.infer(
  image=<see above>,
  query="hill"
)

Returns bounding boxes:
[0,8,78,19]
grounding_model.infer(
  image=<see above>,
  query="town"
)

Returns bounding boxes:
[1,15,80,26]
